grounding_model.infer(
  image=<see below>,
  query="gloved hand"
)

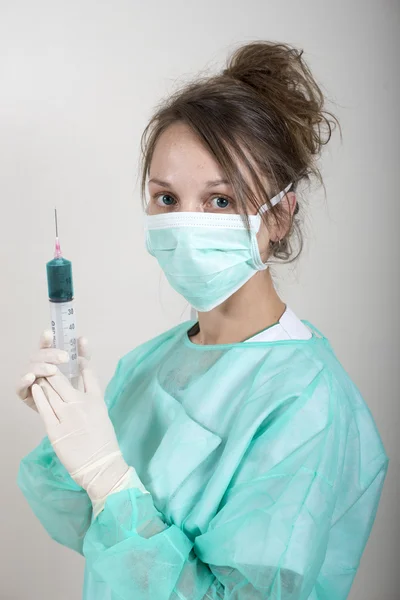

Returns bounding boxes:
[31,363,136,508]
[16,330,90,412]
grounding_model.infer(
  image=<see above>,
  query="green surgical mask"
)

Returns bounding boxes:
[145,185,292,312]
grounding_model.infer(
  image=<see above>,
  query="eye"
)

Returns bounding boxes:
[155,194,176,207]
[210,196,231,210]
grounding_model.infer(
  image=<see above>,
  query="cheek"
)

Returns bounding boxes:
[146,197,164,215]
[146,201,155,215]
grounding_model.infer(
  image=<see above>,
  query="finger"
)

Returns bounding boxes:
[32,383,59,427]
[23,394,39,412]
[39,330,53,349]
[78,356,90,374]
[16,373,36,401]
[78,337,91,361]
[28,362,59,378]
[81,367,102,396]
[30,348,70,365]
[17,363,60,402]
[16,373,39,411]
[45,373,76,403]
[38,378,65,414]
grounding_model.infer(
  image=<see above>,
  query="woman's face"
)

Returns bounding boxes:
[146,122,260,216]
[146,122,295,256]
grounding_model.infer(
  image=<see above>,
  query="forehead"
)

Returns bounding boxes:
[149,122,225,180]
[149,122,270,197]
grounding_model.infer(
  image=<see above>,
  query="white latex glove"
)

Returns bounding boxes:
[31,363,146,511]
[16,330,90,412]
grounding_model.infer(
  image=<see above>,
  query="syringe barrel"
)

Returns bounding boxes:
[46,254,79,388]
[49,299,80,387]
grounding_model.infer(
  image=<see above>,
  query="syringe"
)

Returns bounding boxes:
[46,209,79,388]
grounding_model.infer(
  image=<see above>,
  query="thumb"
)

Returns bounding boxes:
[81,367,102,396]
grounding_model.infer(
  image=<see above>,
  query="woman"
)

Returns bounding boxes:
[17,41,388,600]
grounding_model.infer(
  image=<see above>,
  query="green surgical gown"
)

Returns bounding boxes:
[18,320,388,599]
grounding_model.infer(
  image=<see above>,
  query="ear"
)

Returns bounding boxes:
[269,192,297,242]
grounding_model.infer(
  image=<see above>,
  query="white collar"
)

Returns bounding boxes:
[245,307,312,342]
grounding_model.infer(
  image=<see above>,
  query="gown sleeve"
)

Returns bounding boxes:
[82,370,387,599]
[17,360,125,555]
[16,324,192,556]
[17,436,92,555]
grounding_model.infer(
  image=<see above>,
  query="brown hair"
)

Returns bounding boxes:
[140,41,339,262]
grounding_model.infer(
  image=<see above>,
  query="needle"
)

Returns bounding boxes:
[54,208,62,259]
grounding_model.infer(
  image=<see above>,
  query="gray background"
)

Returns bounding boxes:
[0,0,399,598]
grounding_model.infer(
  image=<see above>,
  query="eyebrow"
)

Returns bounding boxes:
[148,177,231,188]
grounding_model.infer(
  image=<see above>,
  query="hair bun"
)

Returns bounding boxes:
[224,42,295,86]
[224,41,338,158]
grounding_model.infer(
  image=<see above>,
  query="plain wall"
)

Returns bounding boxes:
[1,0,399,598]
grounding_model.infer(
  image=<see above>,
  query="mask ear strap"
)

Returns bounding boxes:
[258,183,293,215]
